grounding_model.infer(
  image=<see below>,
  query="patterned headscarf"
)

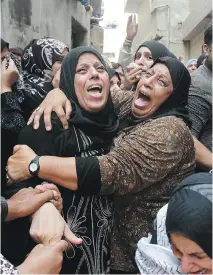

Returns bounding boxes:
[22,38,68,110]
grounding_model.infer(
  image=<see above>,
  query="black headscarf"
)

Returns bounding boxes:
[126,57,191,128]
[22,38,69,110]
[59,46,119,140]
[166,173,212,258]
[108,67,121,82]
[134,41,176,61]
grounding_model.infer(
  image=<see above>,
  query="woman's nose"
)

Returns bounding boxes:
[90,67,99,78]
[181,255,194,273]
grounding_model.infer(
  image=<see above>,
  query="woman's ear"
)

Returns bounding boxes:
[203,44,210,56]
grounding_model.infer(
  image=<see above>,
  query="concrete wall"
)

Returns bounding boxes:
[182,0,212,61]
[190,29,205,58]
[127,0,190,60]
[90,24,104,53]
[1,0,90,49]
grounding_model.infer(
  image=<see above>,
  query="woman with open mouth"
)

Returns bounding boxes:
[6,46,119,274]
[7,56,195,273]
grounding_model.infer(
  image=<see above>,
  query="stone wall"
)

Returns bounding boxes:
[1,0,90,49]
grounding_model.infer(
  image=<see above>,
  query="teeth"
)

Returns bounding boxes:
[199,269,207,274]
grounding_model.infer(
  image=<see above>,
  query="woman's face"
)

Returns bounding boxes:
[187,61,197,73]
[110,74,121,93]
[134,46,154,72]
[52,48,68,77]
[131,63,173,118]
[171,233,212,274]
[74,53,110,112]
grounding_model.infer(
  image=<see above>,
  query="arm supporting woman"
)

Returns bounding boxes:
[36,117,194,196]
[38,156,101,195]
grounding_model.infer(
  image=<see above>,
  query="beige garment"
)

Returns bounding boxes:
[97,115,195,272]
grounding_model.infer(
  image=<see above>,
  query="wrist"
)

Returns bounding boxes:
[5,198,17,222]
[124,38,133,48]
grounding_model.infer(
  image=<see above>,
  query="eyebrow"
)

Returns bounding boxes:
[77,61,103,68]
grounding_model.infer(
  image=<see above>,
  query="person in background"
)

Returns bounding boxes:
[111,62,125,85]
[78,0,93,16]
[21,38,69,110]
[118,14,138,69]
[136,172,212,275]
[108,67,122,93]
[188,23,212,172]
[9,47,23,61]
[121,41,176,91]
[197,53,206,68]
[185,58,197,73]
[1,186,81,274]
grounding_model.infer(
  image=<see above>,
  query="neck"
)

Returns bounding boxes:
[204,58,212,73]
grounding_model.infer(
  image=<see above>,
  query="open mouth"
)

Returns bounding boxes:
[87,85,103,93]
[190,268,208,274]
[134,89,150,108]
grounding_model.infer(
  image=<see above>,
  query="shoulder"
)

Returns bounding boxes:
[133,116,192,146]
[190,66,212,97]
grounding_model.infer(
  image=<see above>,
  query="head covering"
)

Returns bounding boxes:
[135,204,182,274]
[1,38,9,51]
[134,41,176,62]
[197,53,206,68]
[166,173,212,258]
[126,57,191,128]
[185,58,197,68]
[108,67,121,82]
[22,38,69,110]
[59,46,119,140]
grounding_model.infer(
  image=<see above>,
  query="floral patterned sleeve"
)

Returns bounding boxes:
[111,90,133,119]
[0,254,19,275]
[98,116,195,195]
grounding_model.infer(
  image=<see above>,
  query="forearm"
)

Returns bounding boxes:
[193,136,212,171]
[38,156,78,190]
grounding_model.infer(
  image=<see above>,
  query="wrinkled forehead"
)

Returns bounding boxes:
[149,62,171,77]
[136,46,152,56]
[76,52,106,67]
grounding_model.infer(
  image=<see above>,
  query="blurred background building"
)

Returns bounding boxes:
[124,0,212,61]
[1,0,104,52]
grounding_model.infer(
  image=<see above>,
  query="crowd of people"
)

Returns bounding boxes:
[1,13,212,275]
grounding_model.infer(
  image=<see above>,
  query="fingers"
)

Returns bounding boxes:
[54,107,68,129]
[13,144,21,154]
[41,183,60,193]
[129,70,142,80]
[44,107,53,131]
[33,107,44,129]
[54,239,69,252]
[64,224,82,245]
[27,111,36,126]
[36,189,58,205]
[65,100,72,120]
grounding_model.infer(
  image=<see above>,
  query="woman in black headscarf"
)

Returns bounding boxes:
[121,40,176,91]
[8,57,195,273]
[22,38,69,110]
[166,173,212,274]
[6,46,119,274]
[135,172,212,274]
